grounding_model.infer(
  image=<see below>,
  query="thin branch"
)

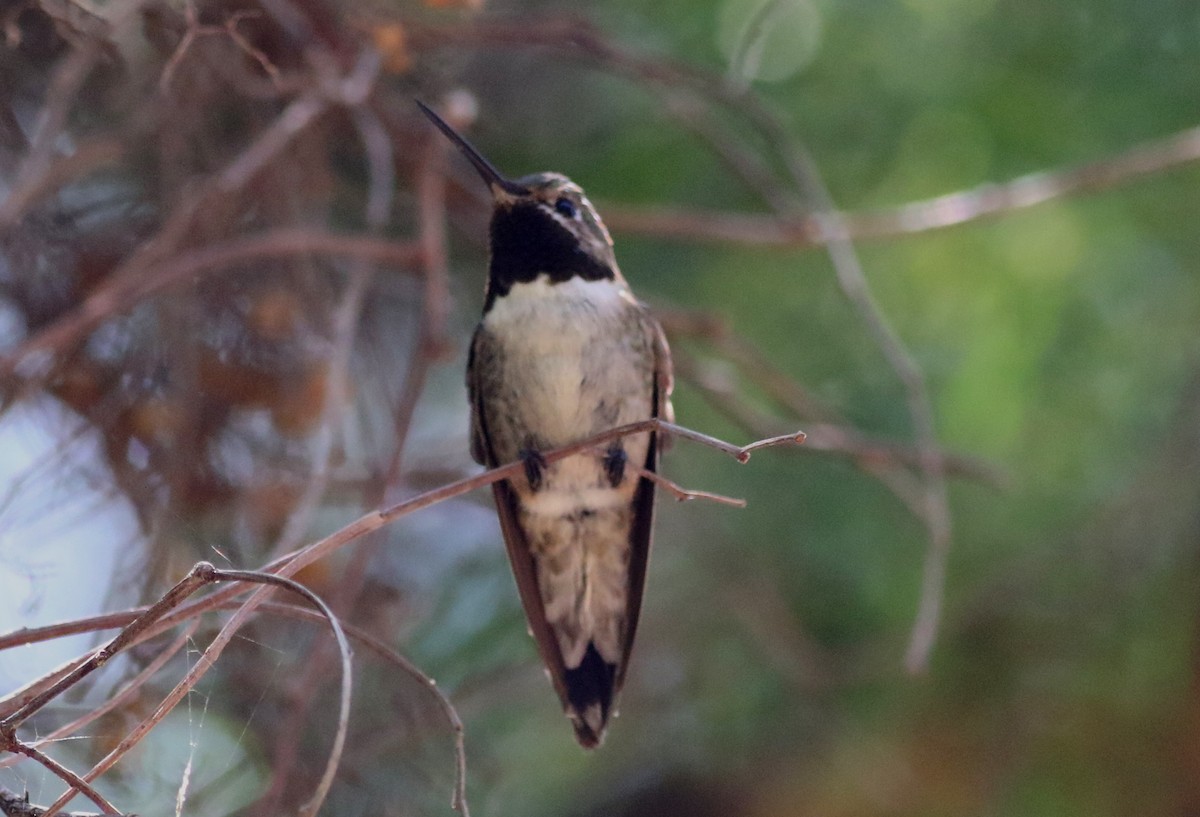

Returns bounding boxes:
[601,122,1200,248]
[159,4,280,93]
[766,124,953,675]
[254,602,471,817]
[664,325,1004,488]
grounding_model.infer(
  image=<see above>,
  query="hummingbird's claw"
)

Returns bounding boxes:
[603,445,627,487]
[519,448,547,491]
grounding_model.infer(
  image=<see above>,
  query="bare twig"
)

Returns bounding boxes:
[590,448,747,507]
[160,4,280,92]
[665,332,1003,488]
[258,603,471,817]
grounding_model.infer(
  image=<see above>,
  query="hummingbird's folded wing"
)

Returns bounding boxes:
[617,307,673,678]
[467,325,584,735]
[466,327,491,467]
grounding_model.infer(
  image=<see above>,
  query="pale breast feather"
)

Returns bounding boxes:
[480,275,651,453]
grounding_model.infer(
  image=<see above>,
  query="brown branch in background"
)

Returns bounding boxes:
[602,122,1200,248]
[763,120,954,675]
[254,100,396,817]
[1,43,383,404]
[0,229,421,393]
[159,3,279,92]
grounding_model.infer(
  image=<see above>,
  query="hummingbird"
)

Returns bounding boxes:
[418,100,673,748]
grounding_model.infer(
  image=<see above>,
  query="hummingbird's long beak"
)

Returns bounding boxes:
[416,100,530,200]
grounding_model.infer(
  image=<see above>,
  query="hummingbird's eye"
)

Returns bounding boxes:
[554,197,578,219]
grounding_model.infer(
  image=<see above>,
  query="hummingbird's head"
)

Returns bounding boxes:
[417,101,622,305]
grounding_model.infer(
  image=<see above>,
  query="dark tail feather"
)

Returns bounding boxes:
[563,643,618,748]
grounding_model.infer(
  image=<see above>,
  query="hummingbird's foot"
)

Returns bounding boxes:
[519,448,547,491]
[602,445,626,487]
